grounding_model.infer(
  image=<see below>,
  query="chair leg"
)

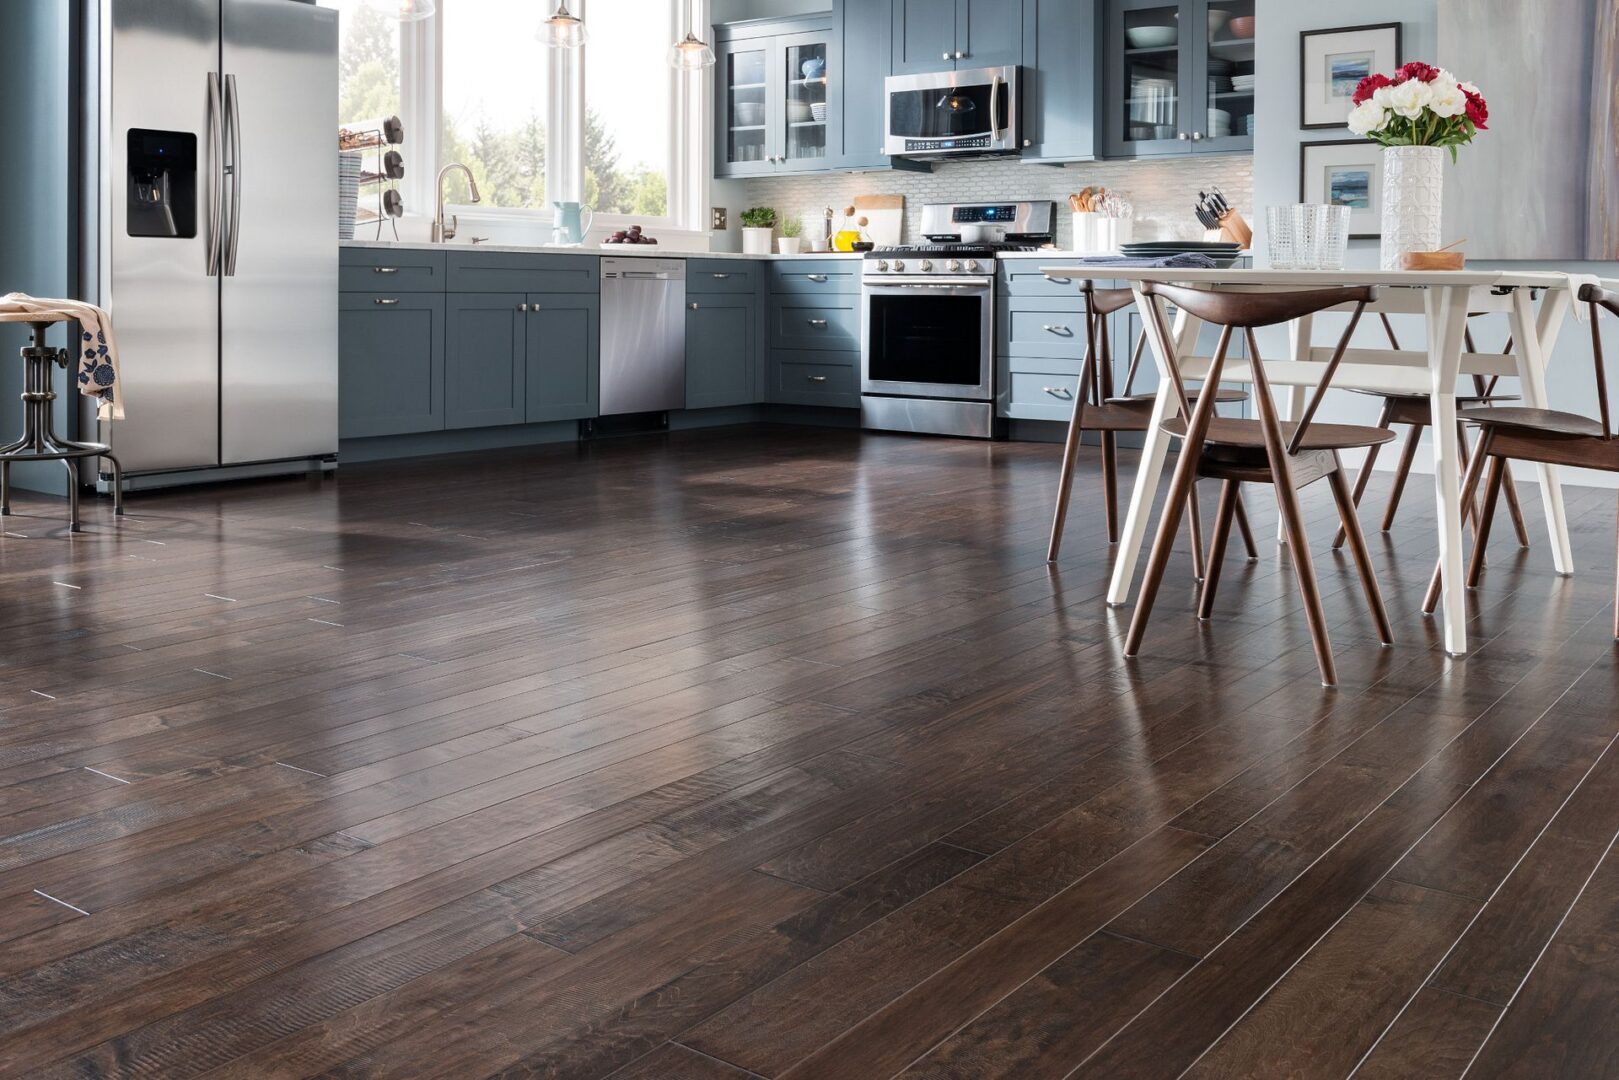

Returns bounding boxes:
[1423,430,1496,615]
[1101,431,1119,544]
[1124,439,1209,657]
[1382,424,1423,532]
[1328,465,1394,644]
[1466,456,1507,588]
[1198,480,1240,620]
[1234,491,1259,560]
[1273,462,1337,685]
[1046,397,1088,563]
[1333,398,1393,549]
[1188,482,1206,582]
[1501,466,1531,548]
[1613,495,1618,640]
[1457,422,1483,536]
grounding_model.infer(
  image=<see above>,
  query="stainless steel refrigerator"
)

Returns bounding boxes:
[85,0,338,481]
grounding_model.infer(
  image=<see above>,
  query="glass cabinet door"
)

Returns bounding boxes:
[1107,0,1193,157]
[778,32,829,167]
[1199,0,1254,151]
[722,44,770,172]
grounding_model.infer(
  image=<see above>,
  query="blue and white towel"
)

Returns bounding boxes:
[0,293,124,420]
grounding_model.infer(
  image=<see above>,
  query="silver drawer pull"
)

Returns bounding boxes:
[519,303,530,312]
[689,302,699,310]
[1043,274,1072,285]
[711,273,732,280]
[372,266,400,274]
[373,298,400,305]
[1042,324,1073,336]
[807,318,828,327]
[807,375,828,382]
[1042,386,1073,398]
[806,274,829,282]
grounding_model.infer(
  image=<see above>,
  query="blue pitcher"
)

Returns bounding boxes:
[552,201,595,245]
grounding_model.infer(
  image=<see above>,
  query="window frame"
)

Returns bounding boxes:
[399,0,710,238]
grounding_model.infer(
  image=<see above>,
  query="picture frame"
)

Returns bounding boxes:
[1299,22,1401,130]
[1300,139,1383,238]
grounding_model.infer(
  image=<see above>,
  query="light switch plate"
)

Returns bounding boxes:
[711,207,727,230]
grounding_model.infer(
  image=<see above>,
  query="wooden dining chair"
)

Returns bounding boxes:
[1047,281,1257,568]
[1332,313,1531,550]
[1422,283,1619,639]
[1123,283,1397,686]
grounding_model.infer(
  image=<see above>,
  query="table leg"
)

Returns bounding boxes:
[1106,291,1192,607]
[1510,288,1575,574]
[1428,287,1472,656]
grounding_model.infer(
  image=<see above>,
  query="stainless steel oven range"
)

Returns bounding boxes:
[861,200,1054,439]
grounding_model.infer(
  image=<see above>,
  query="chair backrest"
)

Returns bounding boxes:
[1579,283,1616,440]
[1138,281,1375,455]
[1077,282,1136,407]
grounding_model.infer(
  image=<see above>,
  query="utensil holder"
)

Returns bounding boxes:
[1072,212,1132,255]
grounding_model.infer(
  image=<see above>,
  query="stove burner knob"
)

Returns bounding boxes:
[946,259,962,273]
[891,259,904,272]
[919,259,933,272]
[876,259,889,272]
[966,259,983,273]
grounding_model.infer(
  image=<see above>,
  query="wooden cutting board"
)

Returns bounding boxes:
[853,195,903,246]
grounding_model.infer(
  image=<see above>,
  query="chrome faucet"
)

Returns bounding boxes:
[432,163,481,243]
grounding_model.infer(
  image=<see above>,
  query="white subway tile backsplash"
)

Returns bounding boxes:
[733,154,1254,248]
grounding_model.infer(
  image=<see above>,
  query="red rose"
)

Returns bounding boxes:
[1399,61,1441,83]
[1464,89,1489,130]
[1351,72,1392,105]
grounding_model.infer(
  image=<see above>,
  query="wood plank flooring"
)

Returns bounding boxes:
[0,423,1616,1079]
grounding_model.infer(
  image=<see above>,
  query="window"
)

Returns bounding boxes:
[583,1,673,217]
[334,0,401,129]
[441,0,549,208]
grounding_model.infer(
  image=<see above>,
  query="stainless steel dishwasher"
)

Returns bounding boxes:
[599,258,686,416]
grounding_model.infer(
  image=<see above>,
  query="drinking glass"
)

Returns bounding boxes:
[1292,204,1329,271]
[1318,204,1351,270]
[1266,205,1297,269]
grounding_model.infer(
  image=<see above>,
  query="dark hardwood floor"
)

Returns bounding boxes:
[0,423,1617,1079]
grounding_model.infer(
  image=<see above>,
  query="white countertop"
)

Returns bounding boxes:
[339,239,865,261]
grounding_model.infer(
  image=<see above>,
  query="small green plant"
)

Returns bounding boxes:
[779,216,803,239]
[741,206,777,229]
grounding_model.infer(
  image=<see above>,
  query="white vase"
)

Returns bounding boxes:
[1380,145,1445,270]
[742,227,773,255]
[776,236,802,255]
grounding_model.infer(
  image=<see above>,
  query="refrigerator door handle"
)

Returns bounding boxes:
[223,73,243,277]
[207,72,224,276]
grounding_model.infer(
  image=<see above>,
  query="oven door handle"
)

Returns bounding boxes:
[867,278,992,291]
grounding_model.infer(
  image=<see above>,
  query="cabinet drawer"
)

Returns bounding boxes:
[998,263,1108,299]
[771,262,861,295]
[687,261,759,294]
[446,252,599,294]
[1001,306,1088,360]
[1004,370,1081,421]
[773,357,860,407]
[340,248,446,292]
[770,298,860,351]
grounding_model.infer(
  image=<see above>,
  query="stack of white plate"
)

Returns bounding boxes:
[1209,108,1232,137]
[1231,73,1256,93]
[338,151,361,240]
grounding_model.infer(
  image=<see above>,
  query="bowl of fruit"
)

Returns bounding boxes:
[602,224,658,247]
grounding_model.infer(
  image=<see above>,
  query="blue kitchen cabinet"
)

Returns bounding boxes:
[445,293,527,429]
[1020,0,1101,162]
[338,291,445,438]
[831,0,897,169]
[892,0,1022,74]
[685,295,755,409]
[1102,0,1254,158]
[715,16,836,178]
[525,294,599,423]
[891,0,957,73]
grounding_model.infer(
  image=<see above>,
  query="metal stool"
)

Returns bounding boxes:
[0,319,124,531]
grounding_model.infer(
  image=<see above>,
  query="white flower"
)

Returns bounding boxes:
[1386,79,1433,119]
[1427,81,1466,117]
[1458,80,1481,96]
[1372,84,1396,107]
[1433,68,1462,92]
[1347,100,1390,136]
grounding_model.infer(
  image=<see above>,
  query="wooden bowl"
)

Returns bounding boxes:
[1398,251,1465,271]
[1228,16,1255,38]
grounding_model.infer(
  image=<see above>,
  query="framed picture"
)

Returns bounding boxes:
[1299,23,1401,130]
[1300,139,1383,238]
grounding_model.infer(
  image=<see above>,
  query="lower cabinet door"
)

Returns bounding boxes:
[445,293,527,429]
[339,292,445,438]
[685,296,754,409]
[525,293,599,423]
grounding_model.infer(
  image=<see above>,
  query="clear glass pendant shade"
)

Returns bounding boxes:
[669,31,715,69]
[396,0,435,20]
[540,1,587,48]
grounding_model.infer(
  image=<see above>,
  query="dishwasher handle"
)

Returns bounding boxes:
[618,271,677,280]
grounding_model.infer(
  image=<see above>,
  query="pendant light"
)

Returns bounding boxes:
[396,0,435,21]
[669,0,715,69]
[540,0,587,48]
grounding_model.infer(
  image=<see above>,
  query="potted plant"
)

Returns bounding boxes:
[1346,62,1488,268]
[777,216,804,255]
[741,207,776,256]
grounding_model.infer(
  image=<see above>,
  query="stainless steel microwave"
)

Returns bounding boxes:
[883,66,1021,159]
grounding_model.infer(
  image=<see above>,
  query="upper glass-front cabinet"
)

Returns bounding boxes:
[716,17,834,177]
[1103,0,1254,157]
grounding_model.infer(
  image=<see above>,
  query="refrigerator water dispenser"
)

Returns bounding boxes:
[126,128,196,238]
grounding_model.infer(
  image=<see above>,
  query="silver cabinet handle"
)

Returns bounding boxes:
[955,50,966,59]
[711,273,731,279]
[807,375,828,382]
[518,303,529,311]
[1041,324,1073,336]
[1043,274,1071,285]
[689,302,699,310]
[373,266,400,274]
[806,274,828,282]
[807,318,828,327]
[942,52,951,60]
[374,298,400,305]
[1191,132,1205,141]
[1178,132,1190,140]
[1042,386,1073,398]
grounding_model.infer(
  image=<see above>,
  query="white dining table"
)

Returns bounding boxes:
[1038,266,1579,656]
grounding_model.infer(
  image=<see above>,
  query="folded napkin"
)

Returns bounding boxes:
[0,293,123,419]
[1077,253,1219,268]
